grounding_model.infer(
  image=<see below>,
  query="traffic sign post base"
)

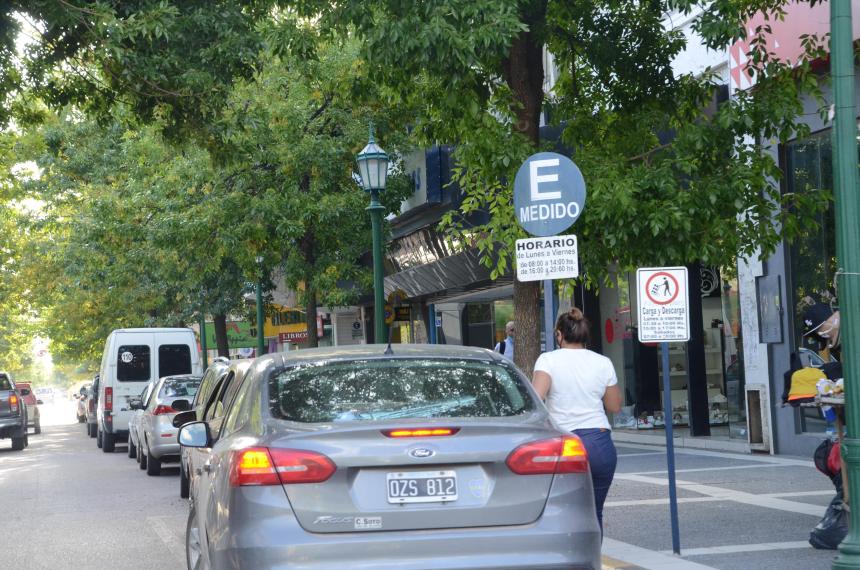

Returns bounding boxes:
[662,342,682,555]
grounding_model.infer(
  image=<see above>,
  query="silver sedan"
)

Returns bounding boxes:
[137,374,201,476]
[180,345,601,570]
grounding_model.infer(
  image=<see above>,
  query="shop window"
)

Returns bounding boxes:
[784,127,856,433]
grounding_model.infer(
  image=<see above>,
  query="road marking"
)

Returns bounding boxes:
[605,489,835,508]
[624,463,809,476]
[661,541,813,556]
[602,538,718,569]
[147,516,185,564]
[613,442,814,467]
[617,452,666,458]
[614,473,826,516]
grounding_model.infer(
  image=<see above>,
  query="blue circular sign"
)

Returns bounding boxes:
[513,152,586,237]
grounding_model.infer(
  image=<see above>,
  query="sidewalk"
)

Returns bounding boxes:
[600,442,837,570]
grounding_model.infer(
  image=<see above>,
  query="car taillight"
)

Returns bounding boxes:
[382,428,460,438]
[506,435,588,475]
[9,394,18,413]
[153,405,176,415]
[229,447,336,487]
[104,387,113,412]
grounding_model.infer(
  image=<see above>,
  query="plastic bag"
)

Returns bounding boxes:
[809,495,849,550]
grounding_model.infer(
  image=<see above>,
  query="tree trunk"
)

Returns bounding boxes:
[503,1,547,377]
[213,313,229,357]
[304,282,319,349]
[298,174,319,349]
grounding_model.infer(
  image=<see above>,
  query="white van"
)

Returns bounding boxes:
[97,328,201,452]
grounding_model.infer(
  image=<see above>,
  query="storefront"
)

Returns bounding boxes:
[598,268,747,440]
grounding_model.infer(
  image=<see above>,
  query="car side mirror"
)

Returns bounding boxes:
[172,410,196,429]
[172,399,191,412]
[19,388,30,396]
[179,421,210,448]
[128,398,142,411]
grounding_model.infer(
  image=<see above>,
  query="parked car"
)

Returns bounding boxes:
[0,372,29,450]
[179,345,601,570]
[34,387,54,403]
[96,328,202,452]
[172,358,234,498]
[15,382,41,435]
[85,375,99,438]
[75,383,90,423]
[134,374,201,476]
[128,379,158,459]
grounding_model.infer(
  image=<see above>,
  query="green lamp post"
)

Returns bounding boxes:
[255,255,266,357]
[356,125,389,344]
[831,1,860,567]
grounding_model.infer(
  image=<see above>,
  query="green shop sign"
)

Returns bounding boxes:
[202,321,257,349]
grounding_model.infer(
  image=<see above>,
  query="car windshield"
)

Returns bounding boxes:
[270,358,533,423]
[159,377,201,399]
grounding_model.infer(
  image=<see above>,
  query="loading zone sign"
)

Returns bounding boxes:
[636,267,690,342]
[516,235,579,282]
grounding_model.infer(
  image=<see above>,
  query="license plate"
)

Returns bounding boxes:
[386,470,458,503]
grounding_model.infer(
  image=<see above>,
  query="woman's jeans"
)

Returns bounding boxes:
[573,428,617,533]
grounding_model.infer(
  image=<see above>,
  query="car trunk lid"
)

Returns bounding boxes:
[272,421,578,533]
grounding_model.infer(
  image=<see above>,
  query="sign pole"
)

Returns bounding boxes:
[661,341,682,555]
[543,280,555,350]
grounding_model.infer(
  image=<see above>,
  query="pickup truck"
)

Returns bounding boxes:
[0,372,29,451]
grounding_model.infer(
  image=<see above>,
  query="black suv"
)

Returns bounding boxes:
[0,372,29,450]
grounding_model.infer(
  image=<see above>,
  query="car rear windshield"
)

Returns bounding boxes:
[270,359,533,423]
[159,377,201,399]
[0,376,11,391]
[158,344,192,377]
[117,345,151,381]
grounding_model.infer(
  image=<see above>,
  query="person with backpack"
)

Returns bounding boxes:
[494,321,514,360]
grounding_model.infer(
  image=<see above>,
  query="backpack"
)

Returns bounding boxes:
[497,340,506,355]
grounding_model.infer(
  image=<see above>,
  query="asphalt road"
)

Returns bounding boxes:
[0,399,187,570]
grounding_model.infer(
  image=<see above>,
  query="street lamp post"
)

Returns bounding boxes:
[831,2,860,568]
[356,125,389,344]
[255,256,266,357]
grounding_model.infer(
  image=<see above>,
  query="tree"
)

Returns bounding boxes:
[284,0,830,374]
[216,39,413,347]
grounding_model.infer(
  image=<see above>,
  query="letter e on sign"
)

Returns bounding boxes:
[530,159,561,201]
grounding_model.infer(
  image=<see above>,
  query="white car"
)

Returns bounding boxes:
[127,379,158,460]
[136,374,201,476]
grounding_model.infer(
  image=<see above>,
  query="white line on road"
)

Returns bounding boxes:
[605,489,835,508]
[624,462,811,476]
[147,515,186,564]
[661,541,813,556]
[614,473,826,517]
[613,442,814,466]
[602,538,718,570]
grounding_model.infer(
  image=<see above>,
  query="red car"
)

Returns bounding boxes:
[15,382,41,435]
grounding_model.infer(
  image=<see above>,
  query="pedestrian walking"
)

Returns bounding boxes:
[531,307,622,533]
[494,321,514,361]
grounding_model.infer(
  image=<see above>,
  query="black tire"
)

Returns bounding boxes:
[96,429,103,448]
[186,503,204,570]
[11,436,25,451]
[102,432,115,453]
[180,462,190,499]
[139,444,148,470]
[34,421,41,435]
[88,424,96,438]
[146,449,161,476]
[128,436,137,458]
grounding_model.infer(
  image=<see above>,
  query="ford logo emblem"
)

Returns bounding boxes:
[409,448,435,459]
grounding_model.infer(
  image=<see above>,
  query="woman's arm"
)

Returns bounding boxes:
[532,371,552,400]
[603,384,622,414]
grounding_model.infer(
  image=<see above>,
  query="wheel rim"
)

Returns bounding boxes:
[187,516,202,569]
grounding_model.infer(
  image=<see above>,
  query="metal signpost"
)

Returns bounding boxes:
[513,152,587,348]
[636,266,690,555]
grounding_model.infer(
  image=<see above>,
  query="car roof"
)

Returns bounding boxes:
[261,343,506,368]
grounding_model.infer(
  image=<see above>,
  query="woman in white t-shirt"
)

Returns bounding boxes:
[532,307,622,533]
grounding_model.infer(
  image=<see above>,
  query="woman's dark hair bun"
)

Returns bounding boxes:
[569,307,584,321]
[556,306,590,345]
